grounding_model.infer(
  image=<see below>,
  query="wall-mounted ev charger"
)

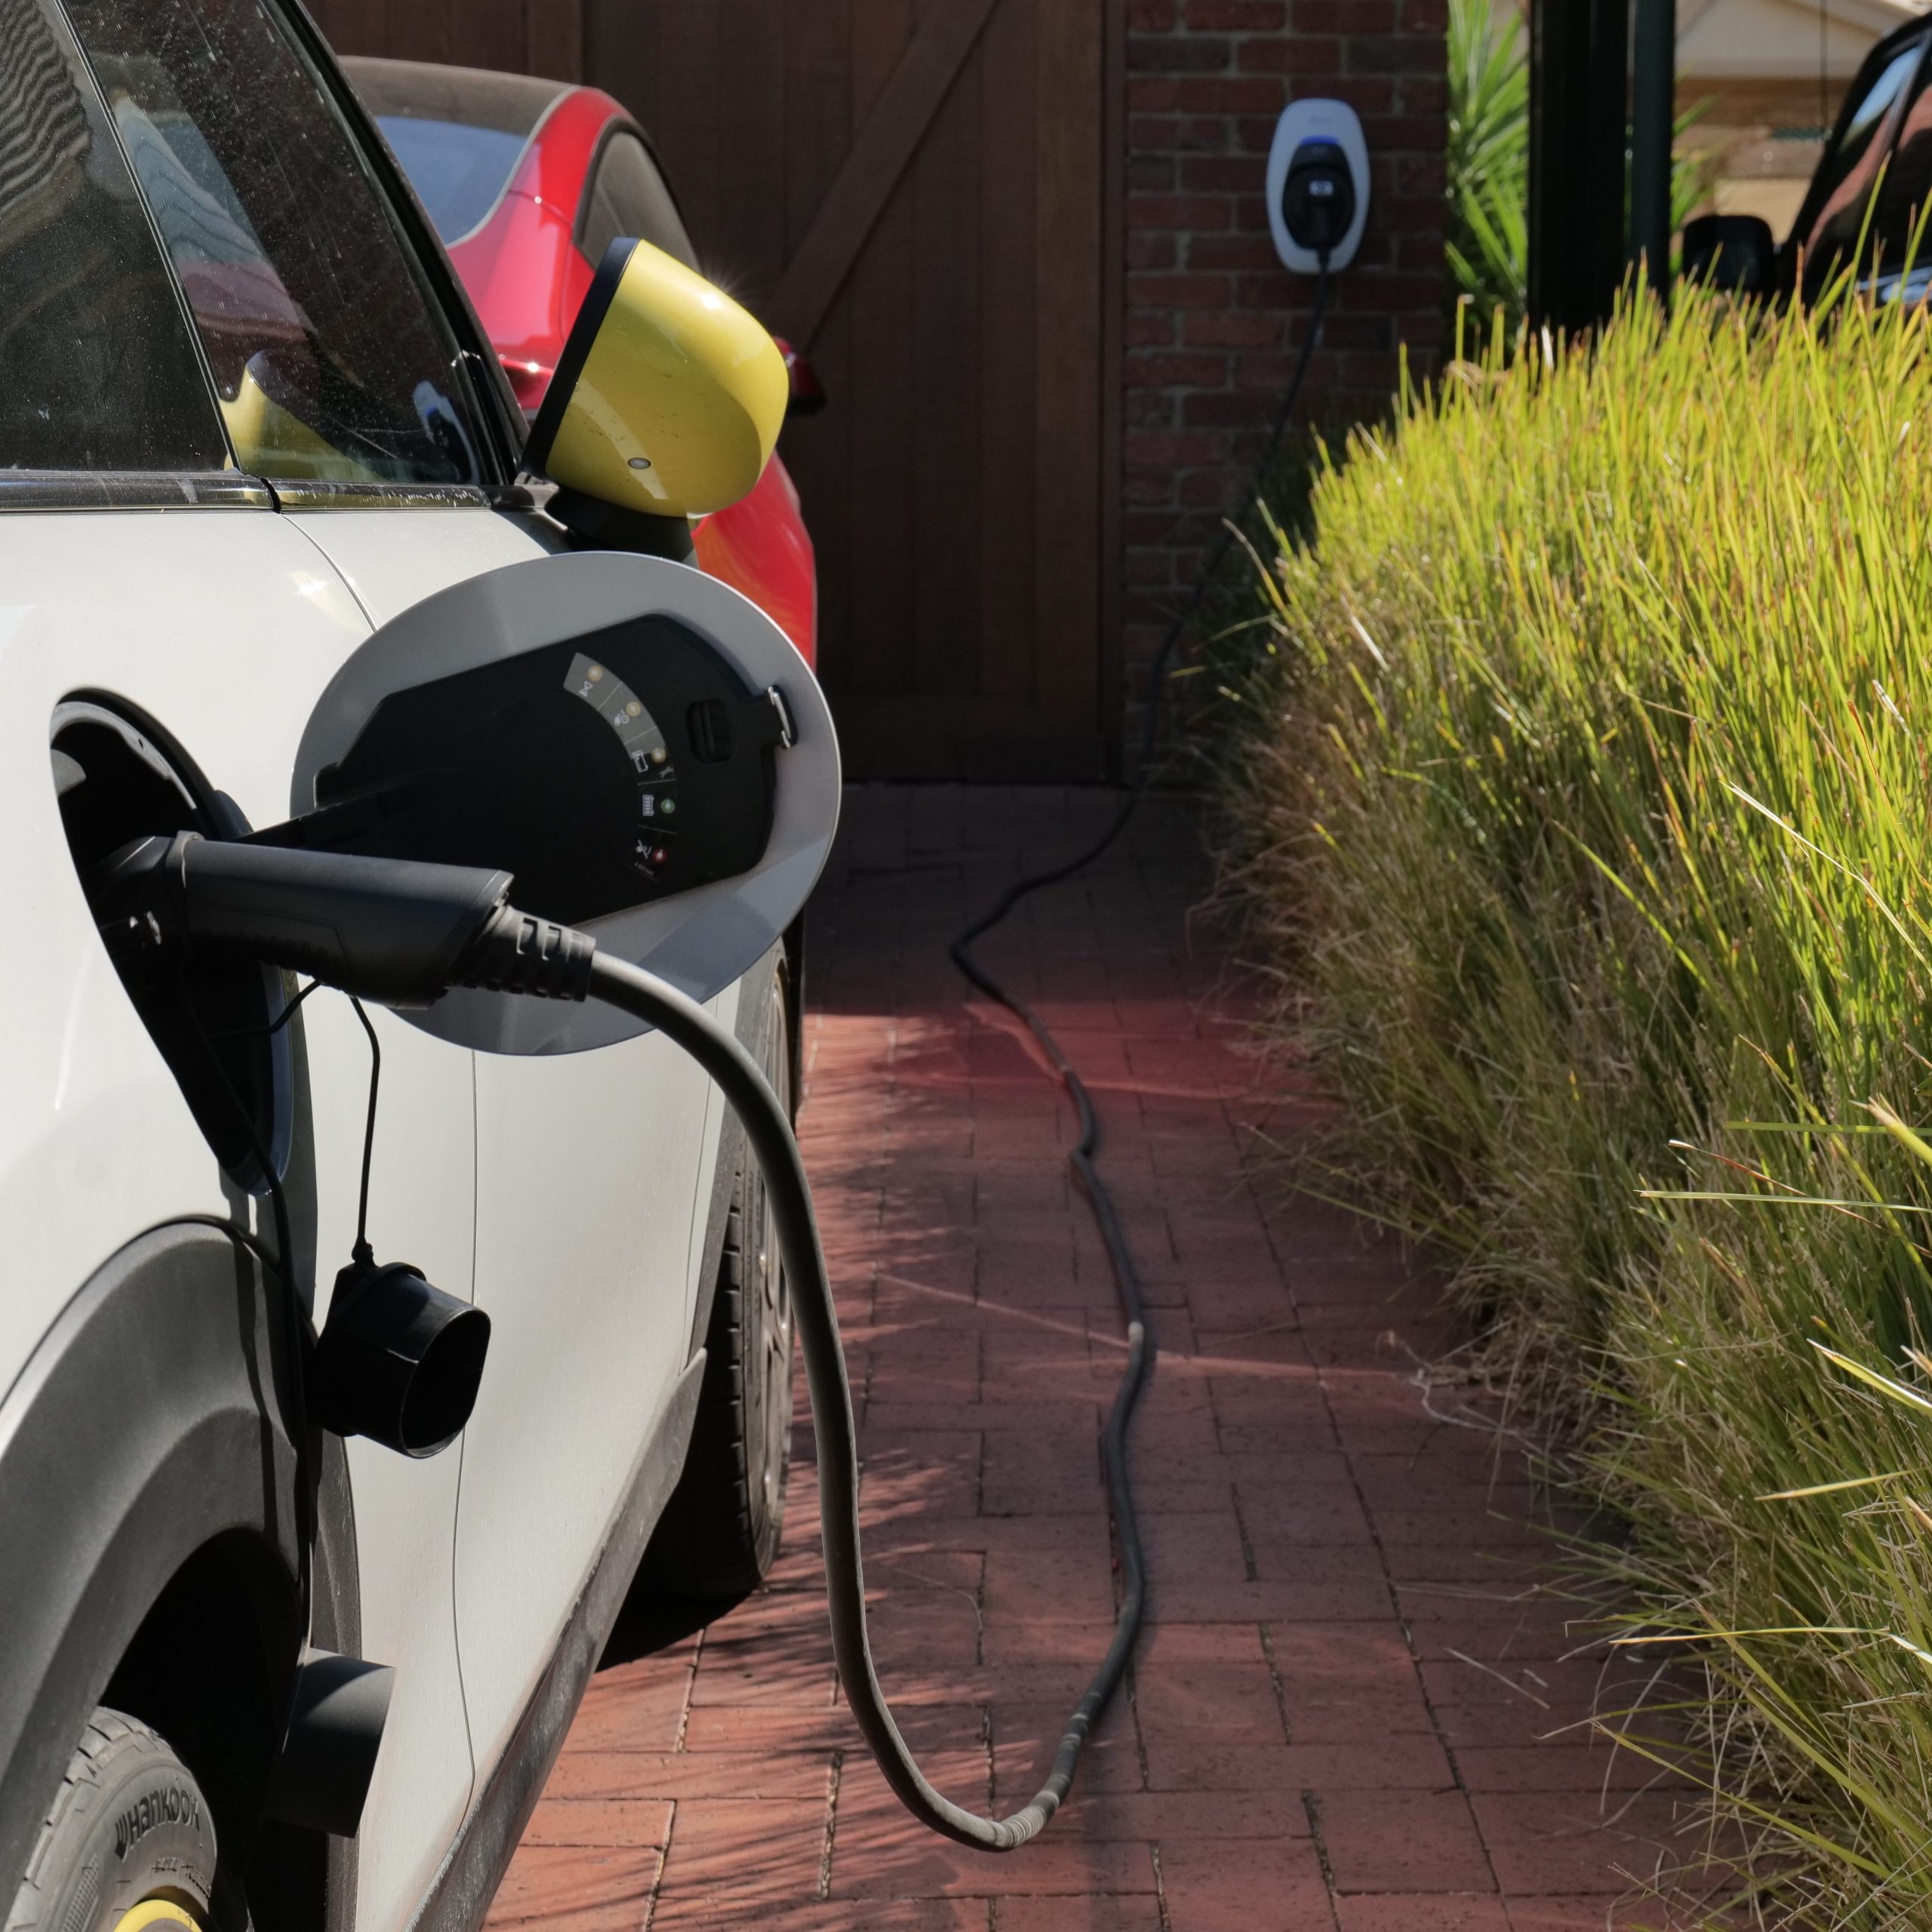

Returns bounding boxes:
[1266,98,1369,274]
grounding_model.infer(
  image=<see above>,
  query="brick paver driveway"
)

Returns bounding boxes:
[488,786,1718,1931]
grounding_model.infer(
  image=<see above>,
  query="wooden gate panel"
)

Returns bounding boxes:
[777,7,859,710]
[843,142,915,703]
[587,1,1108,777]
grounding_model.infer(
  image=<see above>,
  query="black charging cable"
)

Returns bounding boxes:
[346,997,381,1268]
[935,257,1334,1801]
[177,975,318,1635]
[182,972,386,1638]
[540,266,1334,1844]
[578,952,1086,1846]
[945,262,1331,1062]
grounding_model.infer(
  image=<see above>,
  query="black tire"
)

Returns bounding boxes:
[648,961,795,1598]
[6,1709,226,1932]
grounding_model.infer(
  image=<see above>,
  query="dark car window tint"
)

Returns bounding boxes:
[0,0,224,472]
[66,0,488,486]
[377,115,526,243]
[580,131,697,273]
[1800,41,1924,280]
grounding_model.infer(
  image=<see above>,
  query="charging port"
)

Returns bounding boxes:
[51,696,291,1191]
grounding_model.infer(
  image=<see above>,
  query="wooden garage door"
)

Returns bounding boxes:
[312,0,1118,780]
[589,2,1114,781]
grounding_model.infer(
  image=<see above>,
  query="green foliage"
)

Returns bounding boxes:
[1224,281,1932,1921]
[1445,0,1719,332]
[1446,0,1529,324]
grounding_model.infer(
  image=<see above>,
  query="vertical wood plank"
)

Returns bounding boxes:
[434,4,525,69]
[912,15,980,700]
[783,2,856,694]
[307,2,528,69]
[301,0,370,55]
[712,0,788,312]
[786,1,854,252]
[976,0,1036,703]
[523,0,583,82]
[583,0,659,123]
[652,3,724,249]
[1097,0,1124,771]
[1029,0,1102,727]
[842,0,916,697]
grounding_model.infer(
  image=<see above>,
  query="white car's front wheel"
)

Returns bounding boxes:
[6,1710,231,1932]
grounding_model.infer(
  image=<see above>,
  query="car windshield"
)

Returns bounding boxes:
[377,115,526,243]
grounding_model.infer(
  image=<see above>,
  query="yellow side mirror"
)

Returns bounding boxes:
[524,239,788,528]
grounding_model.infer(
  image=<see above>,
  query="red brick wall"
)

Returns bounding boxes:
[1121,0,1447,754]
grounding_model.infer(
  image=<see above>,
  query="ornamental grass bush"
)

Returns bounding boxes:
[1225,283,1932,1924]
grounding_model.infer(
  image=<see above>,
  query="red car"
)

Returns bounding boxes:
[343,57,819,666]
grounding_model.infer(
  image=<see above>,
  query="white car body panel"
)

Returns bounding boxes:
[0,509,484,1928]
[283,506,565,632]
[315,1001,479,1932]
[456,1003,728,1767]
[284,508,727,1796]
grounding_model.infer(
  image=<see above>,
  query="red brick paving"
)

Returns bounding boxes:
[488,786,1724,1932]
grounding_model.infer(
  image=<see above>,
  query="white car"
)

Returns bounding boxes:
[0,5,834,1930]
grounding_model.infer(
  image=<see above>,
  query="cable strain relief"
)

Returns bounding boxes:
[455,903,596,1001]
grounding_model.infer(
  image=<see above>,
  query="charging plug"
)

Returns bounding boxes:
[86,832,593,1008]
[1266,100,1369,274]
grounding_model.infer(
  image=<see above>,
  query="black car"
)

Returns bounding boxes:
[1687,17,1932,301]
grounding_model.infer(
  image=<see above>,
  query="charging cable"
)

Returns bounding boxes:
[927,256,1333,1831]
[179,973,389,1651]
[91,838,1105,1846]
[580,951,1072,1847]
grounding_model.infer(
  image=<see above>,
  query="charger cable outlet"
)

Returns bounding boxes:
[1266,98,1369,273]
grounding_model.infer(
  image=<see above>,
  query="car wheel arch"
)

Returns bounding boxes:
[0,1222,358,1927]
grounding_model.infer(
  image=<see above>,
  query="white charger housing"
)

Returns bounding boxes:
[1266,98,1370,275]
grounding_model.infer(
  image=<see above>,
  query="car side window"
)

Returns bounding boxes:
[0,0,226,472]
[579,131,697,274]
[64,0,490,487]
[1799,41,1924,277]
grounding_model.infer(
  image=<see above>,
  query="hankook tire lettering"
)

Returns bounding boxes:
[113,1785,198,1860]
